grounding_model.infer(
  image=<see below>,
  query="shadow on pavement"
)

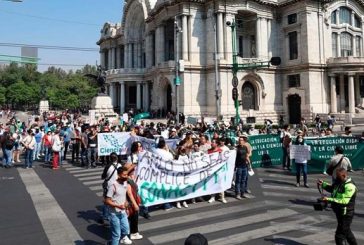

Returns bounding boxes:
[262,179,297,187]
[289,199,315,207]
[265,237,307,245]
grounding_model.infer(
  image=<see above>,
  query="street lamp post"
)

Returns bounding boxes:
[174,16,182,124]
[226,20,240,126]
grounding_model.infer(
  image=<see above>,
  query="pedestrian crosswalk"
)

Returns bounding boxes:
[63,164,364,244]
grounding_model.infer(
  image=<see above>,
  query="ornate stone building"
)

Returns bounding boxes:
[97,0,364,124]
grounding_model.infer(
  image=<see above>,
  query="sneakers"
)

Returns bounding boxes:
[296,183,300,187]
[182,201,188,208]
[191,198,196,204]
[130,233,143,240]
[121,236,132,244]
[304,184,310,188]
[235,195,242,200]
[208,197,215,203]
[176,202,182,209]
[221,198,227,204]
[245,189,252,194]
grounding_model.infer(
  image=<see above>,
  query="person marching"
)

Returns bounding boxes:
[292,131,310,188]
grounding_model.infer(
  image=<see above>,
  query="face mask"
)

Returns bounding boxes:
[298,138,303,143]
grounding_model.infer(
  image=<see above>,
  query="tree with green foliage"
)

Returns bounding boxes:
[0,63,98,111]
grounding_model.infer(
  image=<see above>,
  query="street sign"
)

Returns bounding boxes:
[232,88,238,101]
[232,76,238,87]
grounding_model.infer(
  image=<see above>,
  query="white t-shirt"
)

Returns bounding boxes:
[106,162,122,186]
[154,148,174,161]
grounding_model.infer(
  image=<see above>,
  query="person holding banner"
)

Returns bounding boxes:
[235,133,252,199]
[154,137,174,211]
[207,139,227,204]
[292,133,310,188]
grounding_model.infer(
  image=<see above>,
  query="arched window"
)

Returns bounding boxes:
[340,32,352,57]
[339,7,351,25]
[331,10,337,24]
[241,81,256,110]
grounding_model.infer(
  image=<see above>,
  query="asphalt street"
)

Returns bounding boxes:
[1,158,364,245]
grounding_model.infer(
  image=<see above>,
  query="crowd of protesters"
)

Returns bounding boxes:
[0,109,361,244]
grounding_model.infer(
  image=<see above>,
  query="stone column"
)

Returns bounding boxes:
[355,75,361,105]
[225,14,233,64]
[182,15,189,61]
[145,35,151,68]
[108,49,112,70]
[109,82,115,108]
[111,48,116,69]
[100,51,105,69]
[336,33,341,57]
[339,74,345,112]
[352,35,357,57]
[119,81,125,114]
[143,82,149,111]
[217,12,224,59]
[267,19,272,58]
[136,82,142,110]
[116,47,121,69]
[256,17,261,58]
[348,74,355,113]
[124,44,128,68]
[330,75,337,113]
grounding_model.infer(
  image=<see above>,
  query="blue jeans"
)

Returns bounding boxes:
[296,162,307,184]
[33,142,42,160]
[4,149,13,166]
[44,147,52,162]
[235,166,248,195]
[25,149,34,168]
[109,211,129,245]
[80,148,89,166]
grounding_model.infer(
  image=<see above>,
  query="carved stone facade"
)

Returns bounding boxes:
[97,0,364,124]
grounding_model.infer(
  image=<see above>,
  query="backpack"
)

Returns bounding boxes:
[101,163,117,180]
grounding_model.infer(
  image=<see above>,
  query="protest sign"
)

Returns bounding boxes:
[98,132,180,156]
[249,134,283,168]
[290,145,311,160]
[98,132,130,156]
[137,150,236,206]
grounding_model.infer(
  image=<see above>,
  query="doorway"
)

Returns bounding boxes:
[288,94,301,124]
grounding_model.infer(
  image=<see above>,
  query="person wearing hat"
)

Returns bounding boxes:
[169,128,179,139]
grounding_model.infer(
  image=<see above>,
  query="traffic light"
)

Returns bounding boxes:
[232,88,238,101]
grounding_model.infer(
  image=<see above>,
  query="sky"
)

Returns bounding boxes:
[0,0,123,72]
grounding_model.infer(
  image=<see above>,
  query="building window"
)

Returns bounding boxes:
[288,13,297,24]
[238,36,243,57]
[288,31,298,60]
[339,7,351,25]
[355,16,362,28]
[288,74,300,88]
[340,32,352,57]
[241,81,256,110]
[331,10,337,24]
[356,36,361,56]
[332,33,338,57]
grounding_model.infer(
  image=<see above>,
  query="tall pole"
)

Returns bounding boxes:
[175,16,180,124]
[229,20,240,126]
[214,14,221,121]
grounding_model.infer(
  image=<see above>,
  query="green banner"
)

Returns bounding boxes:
[305,136,364,173]
[248,135,364,173]
[249,134,283,168]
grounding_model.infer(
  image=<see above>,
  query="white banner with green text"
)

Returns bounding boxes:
[136,150,236,206]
